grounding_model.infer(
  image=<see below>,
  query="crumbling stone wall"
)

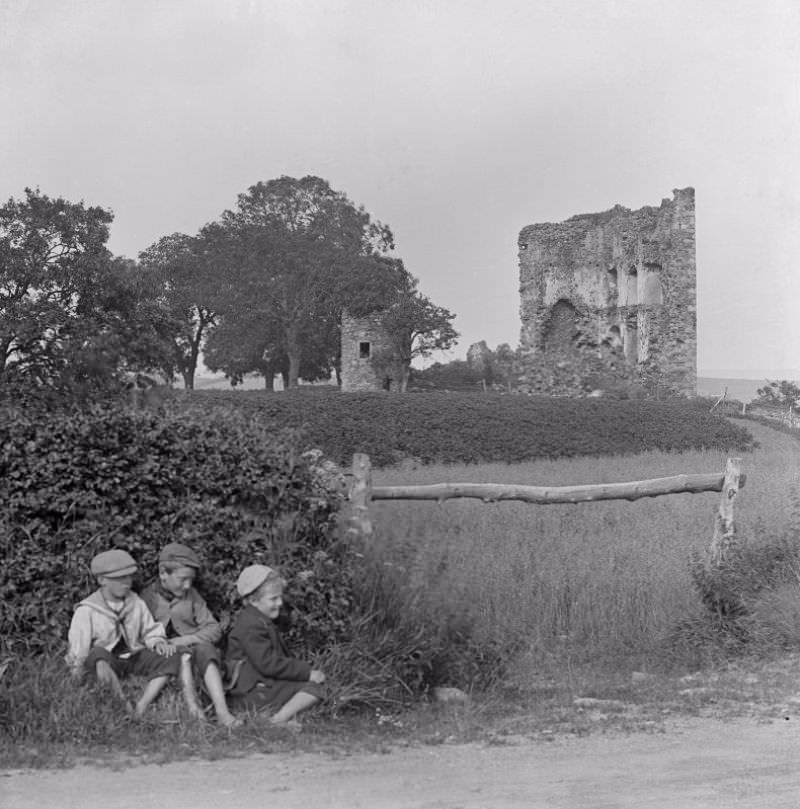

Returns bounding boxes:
[340,311,398,392]
[517,188,696,396]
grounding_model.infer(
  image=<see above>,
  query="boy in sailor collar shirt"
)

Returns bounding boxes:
[66,549,182,718]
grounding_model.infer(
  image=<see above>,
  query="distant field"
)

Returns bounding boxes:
[198,373,777,402]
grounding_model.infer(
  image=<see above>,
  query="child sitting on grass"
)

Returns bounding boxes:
[66,549,185,719]
[140,542,241,728]
[225,564,326,726]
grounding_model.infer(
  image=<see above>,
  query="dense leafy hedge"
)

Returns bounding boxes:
[0,404,349,654]
[178,389,756,467]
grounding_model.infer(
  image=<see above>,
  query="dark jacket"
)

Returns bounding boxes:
[225,604,311,697]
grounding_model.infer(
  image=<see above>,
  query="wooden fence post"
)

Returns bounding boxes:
[348,452,373,541]
[708,457,742,567]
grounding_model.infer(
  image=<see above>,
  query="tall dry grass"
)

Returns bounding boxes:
[368,422,800,674]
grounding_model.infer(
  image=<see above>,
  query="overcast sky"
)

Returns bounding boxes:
[3,0,798,377]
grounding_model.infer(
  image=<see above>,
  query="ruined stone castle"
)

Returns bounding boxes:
[517,188,696,396]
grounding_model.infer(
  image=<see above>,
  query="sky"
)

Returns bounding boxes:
[2,0,799,378]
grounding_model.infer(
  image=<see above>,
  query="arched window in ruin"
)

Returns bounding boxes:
[607,267,618,301]
[642,272,664,305]
[625,268,638,305]
[543,299,578,352]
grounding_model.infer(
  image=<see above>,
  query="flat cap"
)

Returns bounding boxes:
[159,542,201,569]
[91,549,138,578]
[236,564,276,597]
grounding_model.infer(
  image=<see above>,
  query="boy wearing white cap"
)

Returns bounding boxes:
[225,564,326,725]
[66,549,182,718]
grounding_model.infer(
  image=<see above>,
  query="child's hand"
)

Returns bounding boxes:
[309,669,326,684]
[153,639,176,657]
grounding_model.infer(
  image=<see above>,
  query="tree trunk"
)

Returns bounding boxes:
[286,323,301,388]
[182,371,194,390]
[398,364,411,393]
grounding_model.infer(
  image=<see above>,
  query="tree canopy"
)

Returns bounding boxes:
[0,188,167,399]
[206,175,397,387]
[365,264,459,392]
[756,379,800,409]
[138,231,219,389]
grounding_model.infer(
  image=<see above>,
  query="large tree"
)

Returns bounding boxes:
[366,266,459,392]
[138,231,219,389]
[0,188,166,396]
[211,176,395,387]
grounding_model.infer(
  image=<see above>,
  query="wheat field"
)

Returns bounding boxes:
[368,421,800,669]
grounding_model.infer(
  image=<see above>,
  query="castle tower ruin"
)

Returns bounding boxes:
[340,311,398,392]
[517,188,696,396]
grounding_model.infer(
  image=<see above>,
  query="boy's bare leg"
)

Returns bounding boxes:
[203,663,241,727]
[95,660,133,713]
[270,692,319,725]
[179,654,206,721]
[134,674,171,718]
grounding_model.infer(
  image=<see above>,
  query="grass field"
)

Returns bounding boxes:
[368,421,800,675]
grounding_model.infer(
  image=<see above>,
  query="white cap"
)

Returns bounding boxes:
[236,564,275,597]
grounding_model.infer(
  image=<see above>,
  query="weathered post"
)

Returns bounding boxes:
[348,452,373,541]
[708,457,742,567]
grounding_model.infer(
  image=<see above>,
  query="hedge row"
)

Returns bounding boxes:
[0,404,349,654]
[178,389,756,467]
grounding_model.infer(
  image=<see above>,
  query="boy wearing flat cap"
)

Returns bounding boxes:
[140,542,240,727]
[66,549,182,718]
[225,564,326,726]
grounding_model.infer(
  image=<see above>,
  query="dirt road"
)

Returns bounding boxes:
[4,716,800,809]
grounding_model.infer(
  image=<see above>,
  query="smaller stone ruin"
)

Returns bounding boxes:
[340,311,399,392]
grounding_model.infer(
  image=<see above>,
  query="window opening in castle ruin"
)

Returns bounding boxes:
[607,267,618,298]
[625,325,639,362]
[358,341,371,359]
[642,271,664,305]
[625,268,638,306]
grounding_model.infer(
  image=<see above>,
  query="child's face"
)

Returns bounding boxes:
[159,565,196,598]
[99,574,133,600]
[251,583,283,620]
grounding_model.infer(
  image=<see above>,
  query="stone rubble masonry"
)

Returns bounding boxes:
[517,187,696,397]
[340,310,398,392]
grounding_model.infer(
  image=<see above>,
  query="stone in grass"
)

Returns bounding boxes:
[432,687,470,704]
[573,697,626,711]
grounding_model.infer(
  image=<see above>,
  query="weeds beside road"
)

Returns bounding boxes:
[4,648,800,771]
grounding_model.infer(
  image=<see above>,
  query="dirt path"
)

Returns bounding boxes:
[4,716,800,808]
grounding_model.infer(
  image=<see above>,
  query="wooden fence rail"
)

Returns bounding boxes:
[348,453,745,566]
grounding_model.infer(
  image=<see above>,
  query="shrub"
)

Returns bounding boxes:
[174,389,756,468]
[688,538,800,622]
[0,402,347,654]
[667,532,800,665]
